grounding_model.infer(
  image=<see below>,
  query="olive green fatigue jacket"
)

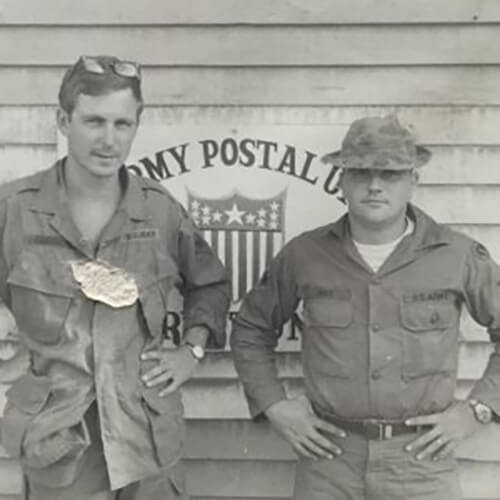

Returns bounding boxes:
[0,161,230,489]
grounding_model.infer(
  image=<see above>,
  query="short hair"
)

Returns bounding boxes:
[58,55,143,117]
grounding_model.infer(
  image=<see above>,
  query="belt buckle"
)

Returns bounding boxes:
[380,423,393,440]
[367,421,393,440]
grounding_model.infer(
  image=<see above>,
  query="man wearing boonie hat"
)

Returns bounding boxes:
[231,114,500,499]
[0,55,230,499]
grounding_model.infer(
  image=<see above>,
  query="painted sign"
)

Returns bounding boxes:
[61,125,350,349]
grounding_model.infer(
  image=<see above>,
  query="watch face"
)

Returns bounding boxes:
[472,402,492,424]
[476,405,492,423]
[191,345,205,360]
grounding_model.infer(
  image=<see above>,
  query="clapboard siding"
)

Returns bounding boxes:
[2,66,500,105]
[3,106,500,145]
[0,145,53,182]
[0,107,55,145]
[0,0,500,24]
[413,186,500,224]
[1,26,500,66]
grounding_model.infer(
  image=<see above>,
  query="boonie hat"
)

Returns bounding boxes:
[321,114,431,170]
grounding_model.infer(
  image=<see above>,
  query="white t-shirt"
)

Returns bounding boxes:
[353,218,415,272]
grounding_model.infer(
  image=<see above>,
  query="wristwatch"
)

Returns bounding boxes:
[184,341,205,361]
[469,399,493,424]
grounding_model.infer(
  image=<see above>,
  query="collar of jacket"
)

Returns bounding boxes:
[27,159,156,222]
[327,203,452,252]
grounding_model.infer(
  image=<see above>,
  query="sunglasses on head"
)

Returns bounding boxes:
[79,56,142,81]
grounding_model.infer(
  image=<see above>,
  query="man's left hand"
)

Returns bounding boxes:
[404,400,483,461]
[141,345,198,397]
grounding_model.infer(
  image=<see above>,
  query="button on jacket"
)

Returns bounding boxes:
[0,161,230,489]
[231,205,500,421]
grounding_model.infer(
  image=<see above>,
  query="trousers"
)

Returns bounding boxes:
[293,431,462,500]
[26,403,188,500]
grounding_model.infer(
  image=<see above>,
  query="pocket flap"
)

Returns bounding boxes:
[1,373,52,458]
[7,252,74,298]
[304,297,353,327]
[6,373,52,415]
[401,303,456,332]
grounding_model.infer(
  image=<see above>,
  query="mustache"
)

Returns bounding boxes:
[362,198,388,203]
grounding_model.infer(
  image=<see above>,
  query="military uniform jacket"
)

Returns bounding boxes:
[0,161,230,489]
[231,205,500,421]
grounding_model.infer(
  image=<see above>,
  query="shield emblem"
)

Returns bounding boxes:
[187,190,286,303]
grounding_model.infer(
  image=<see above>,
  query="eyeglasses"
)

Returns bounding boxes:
[79,56,142,81]
[345,168,413,184]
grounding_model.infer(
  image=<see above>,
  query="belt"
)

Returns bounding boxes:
[312,404,433,441]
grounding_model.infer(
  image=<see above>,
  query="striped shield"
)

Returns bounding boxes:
[187,190,286,303]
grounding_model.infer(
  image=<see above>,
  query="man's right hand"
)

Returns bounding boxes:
[264,395,346,460]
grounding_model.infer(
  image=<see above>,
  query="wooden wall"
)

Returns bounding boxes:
[1,1,500,498]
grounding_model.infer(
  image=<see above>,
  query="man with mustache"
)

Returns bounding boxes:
[0,55,230,499]
[231,115,500,499]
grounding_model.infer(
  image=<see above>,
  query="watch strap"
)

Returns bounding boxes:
[184,341,205,360]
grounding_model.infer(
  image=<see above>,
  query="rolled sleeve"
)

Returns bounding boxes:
[462,241,500,416]
[177,217,230,349]
[231,244,299,418]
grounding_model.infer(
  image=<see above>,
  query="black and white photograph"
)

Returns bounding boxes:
[0,2,499,499]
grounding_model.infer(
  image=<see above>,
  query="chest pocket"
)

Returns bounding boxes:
[303,295,353,328]
[7,252,74,345]
[400,301,459,380]
[301,292,354,380]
